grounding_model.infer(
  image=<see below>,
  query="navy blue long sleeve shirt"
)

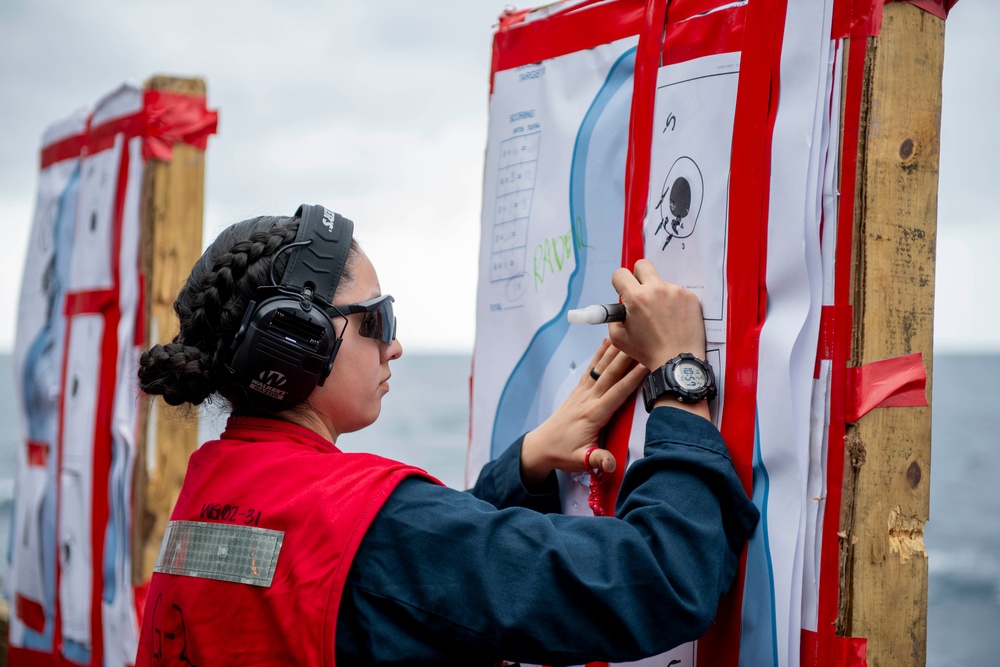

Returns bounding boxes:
[335,407,759,665]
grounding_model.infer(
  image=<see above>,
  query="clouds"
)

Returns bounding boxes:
[1,0,501,352]
[0,1,996,353]
[933,3,1000,352]
[934,221,1000,353]
[939,5,999,226]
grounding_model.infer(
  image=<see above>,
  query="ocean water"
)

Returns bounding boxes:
[924,354,1000,667]
[0,352,997,665]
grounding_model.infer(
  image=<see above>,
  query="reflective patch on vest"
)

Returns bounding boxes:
[155,520,284,587]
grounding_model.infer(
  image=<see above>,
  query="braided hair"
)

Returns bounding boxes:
[137,215,358,410]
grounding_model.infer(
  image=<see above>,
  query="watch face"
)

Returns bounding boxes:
[672,360,707,390]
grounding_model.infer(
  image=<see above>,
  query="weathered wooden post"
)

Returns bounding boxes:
[838,3,943,664]
[133,76,207,583]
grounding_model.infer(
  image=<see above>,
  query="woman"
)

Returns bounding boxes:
[135,205,757,666]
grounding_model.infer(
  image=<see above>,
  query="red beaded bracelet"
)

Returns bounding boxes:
[584,446,606,517]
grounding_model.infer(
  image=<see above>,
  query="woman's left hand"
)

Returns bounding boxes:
[519,339,648,486]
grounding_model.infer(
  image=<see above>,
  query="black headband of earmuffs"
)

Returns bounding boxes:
[226,204,355,411]
[282,204,355,304]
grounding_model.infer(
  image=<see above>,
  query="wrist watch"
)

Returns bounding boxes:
[642,353,717,412]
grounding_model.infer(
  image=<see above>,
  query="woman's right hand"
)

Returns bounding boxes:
[608,259,707,373]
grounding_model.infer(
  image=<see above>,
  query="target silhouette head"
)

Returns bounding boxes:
[652,156,703,249]
[669,176,692,222]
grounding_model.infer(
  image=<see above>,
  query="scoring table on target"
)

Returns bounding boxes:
[491,131,540,283]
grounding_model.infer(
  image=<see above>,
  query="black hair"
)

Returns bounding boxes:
[137,214,359,410]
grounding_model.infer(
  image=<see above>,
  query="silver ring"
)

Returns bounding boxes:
[589,368,601,381]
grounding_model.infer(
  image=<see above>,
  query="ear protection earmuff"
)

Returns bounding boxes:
[227,204,354,411]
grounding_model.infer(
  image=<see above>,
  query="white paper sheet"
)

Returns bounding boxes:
[12,83,145,664]
[60,313,103,645]
[9,152,82,649]
[746,0,836,663]
[644,52,740,344]
[469,36,639,484]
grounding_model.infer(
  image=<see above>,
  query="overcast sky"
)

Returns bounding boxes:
[0,1,996,354]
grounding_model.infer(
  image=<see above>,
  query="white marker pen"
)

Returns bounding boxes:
[567,303,626,324]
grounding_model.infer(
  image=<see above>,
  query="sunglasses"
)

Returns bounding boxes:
[330,295,397,345]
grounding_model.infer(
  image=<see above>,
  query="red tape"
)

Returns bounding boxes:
[64,289,117,316]
[846,352,928,422]
[816,32,867,652]
[892,0,959,20]
[39,88,218,168]
[833,0,956,38]
[15,594,46,634]
[600,0,668,518]
[832,0,885,38]
[597,400,635,516]
[26,441,49,467]
[802,629,869,667]
[661,3,747,66]
[814,304,853,378]
[39,133,85,170]
[698,1,787,664]
[489,0,646,91]
[620,0,666,270]
[142,89,219,161]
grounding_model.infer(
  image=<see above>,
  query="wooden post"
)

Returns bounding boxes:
[838,4,943,665]
[133,76,207,583]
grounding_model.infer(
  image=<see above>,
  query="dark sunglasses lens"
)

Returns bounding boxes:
[359,299,395,344]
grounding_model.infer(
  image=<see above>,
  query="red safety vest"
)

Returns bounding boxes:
[135,416,438,666]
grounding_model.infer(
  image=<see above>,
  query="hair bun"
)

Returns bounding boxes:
[138,343,216,406]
